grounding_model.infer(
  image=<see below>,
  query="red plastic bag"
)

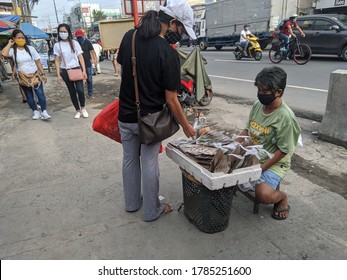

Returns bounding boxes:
[92,99,121,143]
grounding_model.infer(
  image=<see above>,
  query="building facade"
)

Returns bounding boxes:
[65,2,100,31]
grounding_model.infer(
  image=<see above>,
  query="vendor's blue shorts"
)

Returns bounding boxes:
[257,170,282,190]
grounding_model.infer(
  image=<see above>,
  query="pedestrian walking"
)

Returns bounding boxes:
[92,40,102,74]
[110,48,119,77]
[2,29,51,120]
[75,29,97,98]
[117,0,196,222]
[54,24,88,119]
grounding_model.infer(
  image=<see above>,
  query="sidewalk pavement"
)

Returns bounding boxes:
[0,72,346,260]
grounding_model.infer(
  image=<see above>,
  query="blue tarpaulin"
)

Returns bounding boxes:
[0,15,21,24]
[20,23,49,39]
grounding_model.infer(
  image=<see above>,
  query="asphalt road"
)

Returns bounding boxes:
[180,46,347,119]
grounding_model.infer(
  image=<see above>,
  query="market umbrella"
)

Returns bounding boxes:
[0,19,16,32]
[0,29,14,36]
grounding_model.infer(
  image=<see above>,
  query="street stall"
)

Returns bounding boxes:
[166,124,264,233]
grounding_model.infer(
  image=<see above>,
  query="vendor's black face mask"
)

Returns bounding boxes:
[165,29,182,44]
[257,92,277,105]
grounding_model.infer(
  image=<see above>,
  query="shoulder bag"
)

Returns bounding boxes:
[131,30,179,145]
[18,71,41,88]
[59,42,85,81]
[14,48,41,88]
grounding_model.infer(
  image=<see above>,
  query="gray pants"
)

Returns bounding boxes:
[119,121,165,221]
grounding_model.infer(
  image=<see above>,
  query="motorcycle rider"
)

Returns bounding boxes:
[240,24,255,56]
[279,14,305,52]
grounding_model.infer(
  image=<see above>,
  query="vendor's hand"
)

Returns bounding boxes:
[183,124,196,139]
[57,75,63,84]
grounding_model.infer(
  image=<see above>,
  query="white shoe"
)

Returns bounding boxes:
[41,110,51,120]
[32,110,41,120]
[74,111,81,119]
[81,108,89,118]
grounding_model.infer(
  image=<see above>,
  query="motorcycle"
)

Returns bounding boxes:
[178,76,213,109]
[234,36,262,61]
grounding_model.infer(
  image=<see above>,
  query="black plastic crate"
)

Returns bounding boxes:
[182,171,237,234]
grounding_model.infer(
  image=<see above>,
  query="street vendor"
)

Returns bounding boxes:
[237,66,301,220]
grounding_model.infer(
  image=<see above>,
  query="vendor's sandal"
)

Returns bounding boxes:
[272,205,290,220]
[160,203,173,217]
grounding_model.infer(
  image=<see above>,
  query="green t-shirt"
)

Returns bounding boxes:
[246,100,301,178]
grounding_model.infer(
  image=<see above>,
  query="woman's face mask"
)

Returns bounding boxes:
[59,32,69,40]
[15,38,26,47]
[165,29,182,44]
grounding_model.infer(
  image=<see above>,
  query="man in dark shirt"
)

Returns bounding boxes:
[75,29,97,98]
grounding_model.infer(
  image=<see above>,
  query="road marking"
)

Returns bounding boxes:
[214,59,261,63]
[209,75,328,93]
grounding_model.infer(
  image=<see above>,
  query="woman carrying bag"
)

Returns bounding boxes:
[54,23,88,119]
[2,29,51,120]
[117,0,196,222]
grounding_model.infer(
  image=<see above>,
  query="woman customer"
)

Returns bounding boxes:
[54,23,88,119]
[117,0,196,222]
[2,29,51,120]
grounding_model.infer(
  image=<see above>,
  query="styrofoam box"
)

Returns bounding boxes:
[166,144,262,191]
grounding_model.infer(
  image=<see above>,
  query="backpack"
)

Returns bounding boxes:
[278,19,289,30]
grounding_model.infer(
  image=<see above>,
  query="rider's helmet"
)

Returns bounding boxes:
[244,24,250,29]
[289,14,298,21]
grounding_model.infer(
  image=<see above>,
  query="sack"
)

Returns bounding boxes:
[139,104,179,145]
[18,71,41,88]
[92,99,121,143]
[278,19,289,31]
[67,68,84,81]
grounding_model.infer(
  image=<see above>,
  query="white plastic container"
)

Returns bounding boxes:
[166,144,262,191]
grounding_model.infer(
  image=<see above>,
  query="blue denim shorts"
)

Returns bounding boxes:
[257,170,282,190]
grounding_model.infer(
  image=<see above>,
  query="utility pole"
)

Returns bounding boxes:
[11,0,18,15]
[53,0,59,25]
[132,0,139,26]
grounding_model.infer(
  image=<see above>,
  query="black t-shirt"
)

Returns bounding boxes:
[79,39,94,67]
[117,29,181,123]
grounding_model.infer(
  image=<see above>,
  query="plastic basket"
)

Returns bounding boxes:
[182,170,237,234]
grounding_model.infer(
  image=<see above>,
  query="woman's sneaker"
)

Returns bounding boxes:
[41,110,51,120]
[32,110,41,120]
[81,109,89,118]
[74,111,81,119]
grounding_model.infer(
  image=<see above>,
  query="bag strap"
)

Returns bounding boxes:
[131,30,141,121]
[58,42,68,68]
[58,42,78,69]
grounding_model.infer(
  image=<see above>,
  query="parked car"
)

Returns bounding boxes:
[294,14,347,61]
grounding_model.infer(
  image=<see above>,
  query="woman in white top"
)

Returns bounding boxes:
[2,29,51,120]
[54,23,88,119]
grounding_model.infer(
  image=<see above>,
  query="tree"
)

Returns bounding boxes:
[92,10,106,22]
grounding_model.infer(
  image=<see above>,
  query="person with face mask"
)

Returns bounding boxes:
[240,24,255,56]
[236,67,301,220]
[279,14,305,54]
[75,29,97,98]
[116,0,196,222]
[2,29,51,120]
[53,24,88,119]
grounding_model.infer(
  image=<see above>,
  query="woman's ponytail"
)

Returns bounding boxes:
[138,10,162,39]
